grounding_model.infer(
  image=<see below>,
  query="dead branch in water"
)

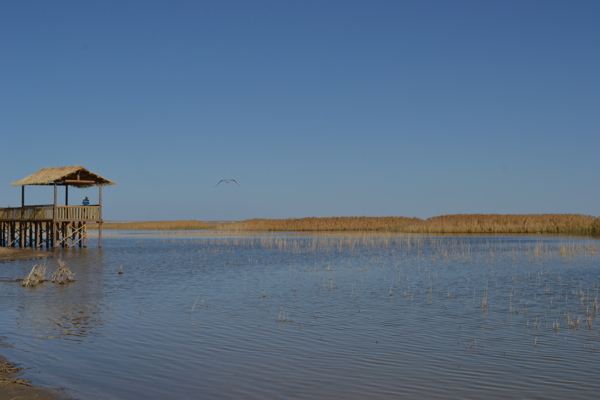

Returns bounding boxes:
[20,264,47,288]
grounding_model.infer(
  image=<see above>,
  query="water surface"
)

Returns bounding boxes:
[1,234,599,399]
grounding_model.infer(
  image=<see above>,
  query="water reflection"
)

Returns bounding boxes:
[18,303,103,342]
[12,249,107,343]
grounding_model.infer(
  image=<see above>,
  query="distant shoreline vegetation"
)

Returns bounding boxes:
[93,214,600,236]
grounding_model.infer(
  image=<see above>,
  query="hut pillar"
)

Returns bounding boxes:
[53,183,57,247]
[20,185,25,248]
[99,185,103,248]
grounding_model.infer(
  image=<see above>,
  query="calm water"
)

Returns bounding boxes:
[1,233,600,399]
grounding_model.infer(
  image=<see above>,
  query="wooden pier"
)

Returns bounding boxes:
[0,166,115,249]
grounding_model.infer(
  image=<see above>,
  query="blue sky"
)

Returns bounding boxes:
[1,1,599,221]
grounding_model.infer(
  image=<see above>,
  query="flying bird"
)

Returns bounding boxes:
[215,179,240,187]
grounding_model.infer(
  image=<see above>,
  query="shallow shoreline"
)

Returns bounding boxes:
[1,250,65,399]
[0,248,53,262]
[0,355,67,400]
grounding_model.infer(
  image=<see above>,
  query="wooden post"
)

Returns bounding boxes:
[21,186,25,207]
[65,185,69,206]
[71,223,76,247]
[11,223,16,247]
[53,183,57,248]
[9,223,13,247]
[98,185,103,248]
[83,223,87,248]
[19,222,24,248]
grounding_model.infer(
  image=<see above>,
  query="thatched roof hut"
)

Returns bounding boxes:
[11,166,116,188]
[3,166,114,249]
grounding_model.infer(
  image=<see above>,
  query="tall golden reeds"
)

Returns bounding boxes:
[212,214,599,235]
[90,214,600,235]
[405,214,600,235]
[92,220,210,230]
[215,216,421,232]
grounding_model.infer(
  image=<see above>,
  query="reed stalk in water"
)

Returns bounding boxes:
[191,294,202,314]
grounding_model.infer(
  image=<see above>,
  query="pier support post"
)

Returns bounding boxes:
[52,183,57,247]
[99,185,103,248]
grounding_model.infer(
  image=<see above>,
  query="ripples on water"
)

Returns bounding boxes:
[1,234,599,399]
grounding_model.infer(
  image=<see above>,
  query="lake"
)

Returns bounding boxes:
[1,233,599,399]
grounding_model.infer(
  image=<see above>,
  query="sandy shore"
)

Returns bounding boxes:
[0,356,67,400]
[0,248,52,262]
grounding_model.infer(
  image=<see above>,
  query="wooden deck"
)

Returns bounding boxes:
[0,205,100,221]
[0,205,102,248]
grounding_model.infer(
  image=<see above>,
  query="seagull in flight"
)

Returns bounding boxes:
[215,179,240,187]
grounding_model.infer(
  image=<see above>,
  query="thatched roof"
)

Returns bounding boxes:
[11,166,116,188]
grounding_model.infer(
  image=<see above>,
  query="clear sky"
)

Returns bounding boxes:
[1,1,599,221]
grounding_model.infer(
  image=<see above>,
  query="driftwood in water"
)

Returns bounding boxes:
[20,264,46,288]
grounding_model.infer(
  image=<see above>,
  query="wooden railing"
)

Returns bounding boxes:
[0,205,100,221]
[56,205,100,221]
[0,205,54,220]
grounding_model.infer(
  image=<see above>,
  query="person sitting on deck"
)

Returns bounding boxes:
[82,196,90,206]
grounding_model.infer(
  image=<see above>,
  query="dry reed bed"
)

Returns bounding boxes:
[217,216,421,232]
[92,220,210,230]
[407,214,600,235]
[220,214,600,235]
[94,214,600,235]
